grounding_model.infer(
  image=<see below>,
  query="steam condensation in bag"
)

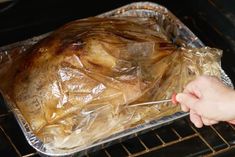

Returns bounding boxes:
[0,17,221,150]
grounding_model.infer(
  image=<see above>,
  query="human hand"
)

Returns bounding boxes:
[176,75,235,128]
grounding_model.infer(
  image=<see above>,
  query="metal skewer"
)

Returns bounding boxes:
[127,93,178,108]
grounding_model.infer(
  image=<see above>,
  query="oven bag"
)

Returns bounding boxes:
[0,16,224,152]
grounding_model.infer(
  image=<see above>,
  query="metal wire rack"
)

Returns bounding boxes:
[86,119,235,157]
[1,0,235,157]
[1,102,235,157]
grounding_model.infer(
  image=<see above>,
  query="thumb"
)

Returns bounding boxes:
[176,93,199,110]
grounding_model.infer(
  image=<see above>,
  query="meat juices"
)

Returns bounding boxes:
[0,17,222,150]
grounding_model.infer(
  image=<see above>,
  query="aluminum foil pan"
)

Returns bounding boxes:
[0,2,233,157]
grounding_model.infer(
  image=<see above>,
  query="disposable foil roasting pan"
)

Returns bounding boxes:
[0,2,233,157]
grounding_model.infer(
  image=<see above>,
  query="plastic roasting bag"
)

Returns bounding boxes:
[0,17,222,150]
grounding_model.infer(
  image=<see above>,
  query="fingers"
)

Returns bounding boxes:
[228,120,235,125]
[176,92,218,127]
[189,111,218,128]
[177,76,224,128]
[176,93,199,111]
[181,104,189,112]
[190,110,203,128]
[183,77,203,98]
[201,117,218,126]
[176,93,202,127]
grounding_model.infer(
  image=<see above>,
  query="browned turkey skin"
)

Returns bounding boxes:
[2,17,221,149]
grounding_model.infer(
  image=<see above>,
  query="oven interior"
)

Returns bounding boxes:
[0,0,235,156]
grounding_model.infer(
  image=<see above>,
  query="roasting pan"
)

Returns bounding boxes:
[0,2,233,156]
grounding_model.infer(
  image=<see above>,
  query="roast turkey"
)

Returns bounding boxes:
[0,17,222,150]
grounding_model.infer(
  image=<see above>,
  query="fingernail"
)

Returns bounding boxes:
[176,93,183,102]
